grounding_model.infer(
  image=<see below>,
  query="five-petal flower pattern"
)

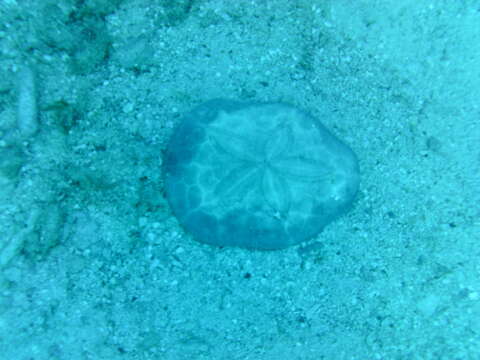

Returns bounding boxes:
[207,119,331,220]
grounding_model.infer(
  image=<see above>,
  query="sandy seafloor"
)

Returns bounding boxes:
[0,0,479,359]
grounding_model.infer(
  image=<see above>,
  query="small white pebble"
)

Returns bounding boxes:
[468,291,479,300]
[122,102,134,113]
[417,294,441,317]
[175,247,185,254]
[138,217,148,227]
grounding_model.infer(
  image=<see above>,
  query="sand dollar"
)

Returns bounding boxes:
[163,99,359,250]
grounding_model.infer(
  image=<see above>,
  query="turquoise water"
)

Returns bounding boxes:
[0,1,478,359]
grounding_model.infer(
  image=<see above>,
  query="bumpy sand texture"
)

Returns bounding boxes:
[164,99,359,249]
